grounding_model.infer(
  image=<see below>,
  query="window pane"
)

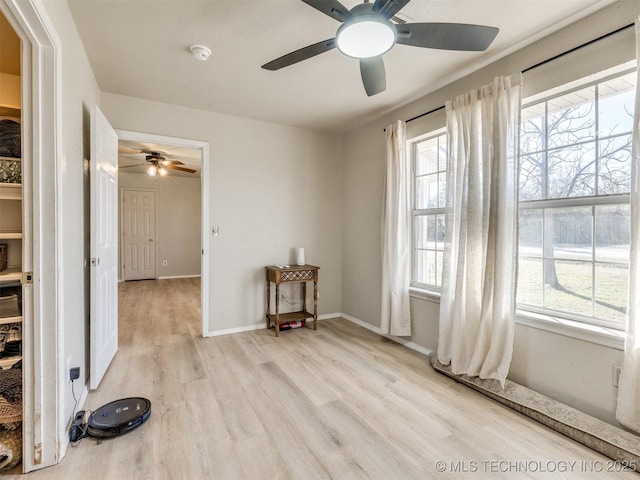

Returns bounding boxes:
[544,260,593,317]
[595,204,630,265]
[548,143,595,198]
[547,86,596,149]
[415,137,439,176]
[415,215,427,249]
[415,250,437,286]
[436,251,444,287]
[415,174,440,209]
[598,134,631,194]
[414,214,445,288]
[599,72,636,137]
[519,153,544,200]
[517,258,543,306]
[521,106,544,154]
[546,207,592,261]
[519,209,542,257]
[437,136,447,172]
[594,263,628,323]
[435,214,446,250]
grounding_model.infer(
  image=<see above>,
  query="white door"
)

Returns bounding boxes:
[122,189,156,280]
[90,104,119,390]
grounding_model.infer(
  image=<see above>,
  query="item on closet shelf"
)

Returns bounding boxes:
[0,361,22,471]
[0,427,21,471]
[296,247,305,266]
[0,159,20,184]
[0,245,6,272]
[3,323,20,357]
[0,295,18,319]
[6,324,20,344]
[0,120,20,159]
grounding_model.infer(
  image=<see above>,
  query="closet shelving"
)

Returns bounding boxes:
[0,154,23,369]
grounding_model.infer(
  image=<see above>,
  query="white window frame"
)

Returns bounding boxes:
[517,65,636,331]
[410,128,447,291]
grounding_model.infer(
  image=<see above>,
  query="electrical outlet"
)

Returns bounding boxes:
[162,260,168,267]
[69,367,80,382]
[613,365,622,387]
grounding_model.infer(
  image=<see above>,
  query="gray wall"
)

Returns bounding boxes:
[102,93,343,334]
[341,0,640,425]
[118,173,202,279]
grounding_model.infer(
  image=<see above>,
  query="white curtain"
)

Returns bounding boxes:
[437,76,521,386]
[616,16,640,434]
[381,120,411,336]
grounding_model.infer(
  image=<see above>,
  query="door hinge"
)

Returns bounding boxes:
[90,257,100,266]
[22,271,33,284]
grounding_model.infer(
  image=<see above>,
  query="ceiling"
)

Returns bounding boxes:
[118,140,201,178]
[67,0,618,133]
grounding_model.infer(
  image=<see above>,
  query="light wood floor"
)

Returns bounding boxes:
[15,278,636,479]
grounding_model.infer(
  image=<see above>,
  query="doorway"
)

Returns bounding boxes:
[0,0,60,472]
[115,130,210,337]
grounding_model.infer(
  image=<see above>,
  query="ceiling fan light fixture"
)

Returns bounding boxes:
[147,164,157,177]
[158,167,168,177]
[336,16,395,59]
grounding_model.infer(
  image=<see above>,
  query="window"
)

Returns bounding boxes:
[411,130,447,289]
[518,67,636,328]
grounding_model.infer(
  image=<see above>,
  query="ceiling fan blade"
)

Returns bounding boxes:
[359,56,386,97]
[118,164,146,169]
[372,0,411,19]
[166,165,197,174]
[118,145,144,154]
[396,23,499,51]
[262,38,337,71]
[300,0,352,23]
[160,159,185,166]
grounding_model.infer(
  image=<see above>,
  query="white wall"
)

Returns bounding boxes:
[341,0,639,425]
[41,0,101,441]
[102,93,343,334]
[118,172,202,279]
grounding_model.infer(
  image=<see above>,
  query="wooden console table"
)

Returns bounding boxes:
[265,264,319,337]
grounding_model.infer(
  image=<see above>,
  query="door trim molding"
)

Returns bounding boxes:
[1,0,61,470]
[114,129,210,338]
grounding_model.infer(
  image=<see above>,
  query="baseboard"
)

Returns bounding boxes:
[157,274,201,280]
[203,323,265,337]
[340,313,433,357]
[203,313,341,338]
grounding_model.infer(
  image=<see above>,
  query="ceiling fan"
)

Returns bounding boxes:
[118,147,197,176]
[261,0,499,96]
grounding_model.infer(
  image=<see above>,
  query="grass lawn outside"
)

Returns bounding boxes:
[517,257,628,324]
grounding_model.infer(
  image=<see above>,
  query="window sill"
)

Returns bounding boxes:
[515,310,624,350]
[409,286,441,302]
[408,286,625,350]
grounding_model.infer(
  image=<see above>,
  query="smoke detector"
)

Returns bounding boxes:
[190,44,211,61]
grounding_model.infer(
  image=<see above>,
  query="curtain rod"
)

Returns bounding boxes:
[398,21,636,127]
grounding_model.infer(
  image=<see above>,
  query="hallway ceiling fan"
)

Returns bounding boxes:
[118,147,197,177]
[262,0,499,96]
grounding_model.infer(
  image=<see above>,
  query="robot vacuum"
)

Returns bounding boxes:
[85,397,151,438]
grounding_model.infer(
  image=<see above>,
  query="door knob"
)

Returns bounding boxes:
[149,239,154,242]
